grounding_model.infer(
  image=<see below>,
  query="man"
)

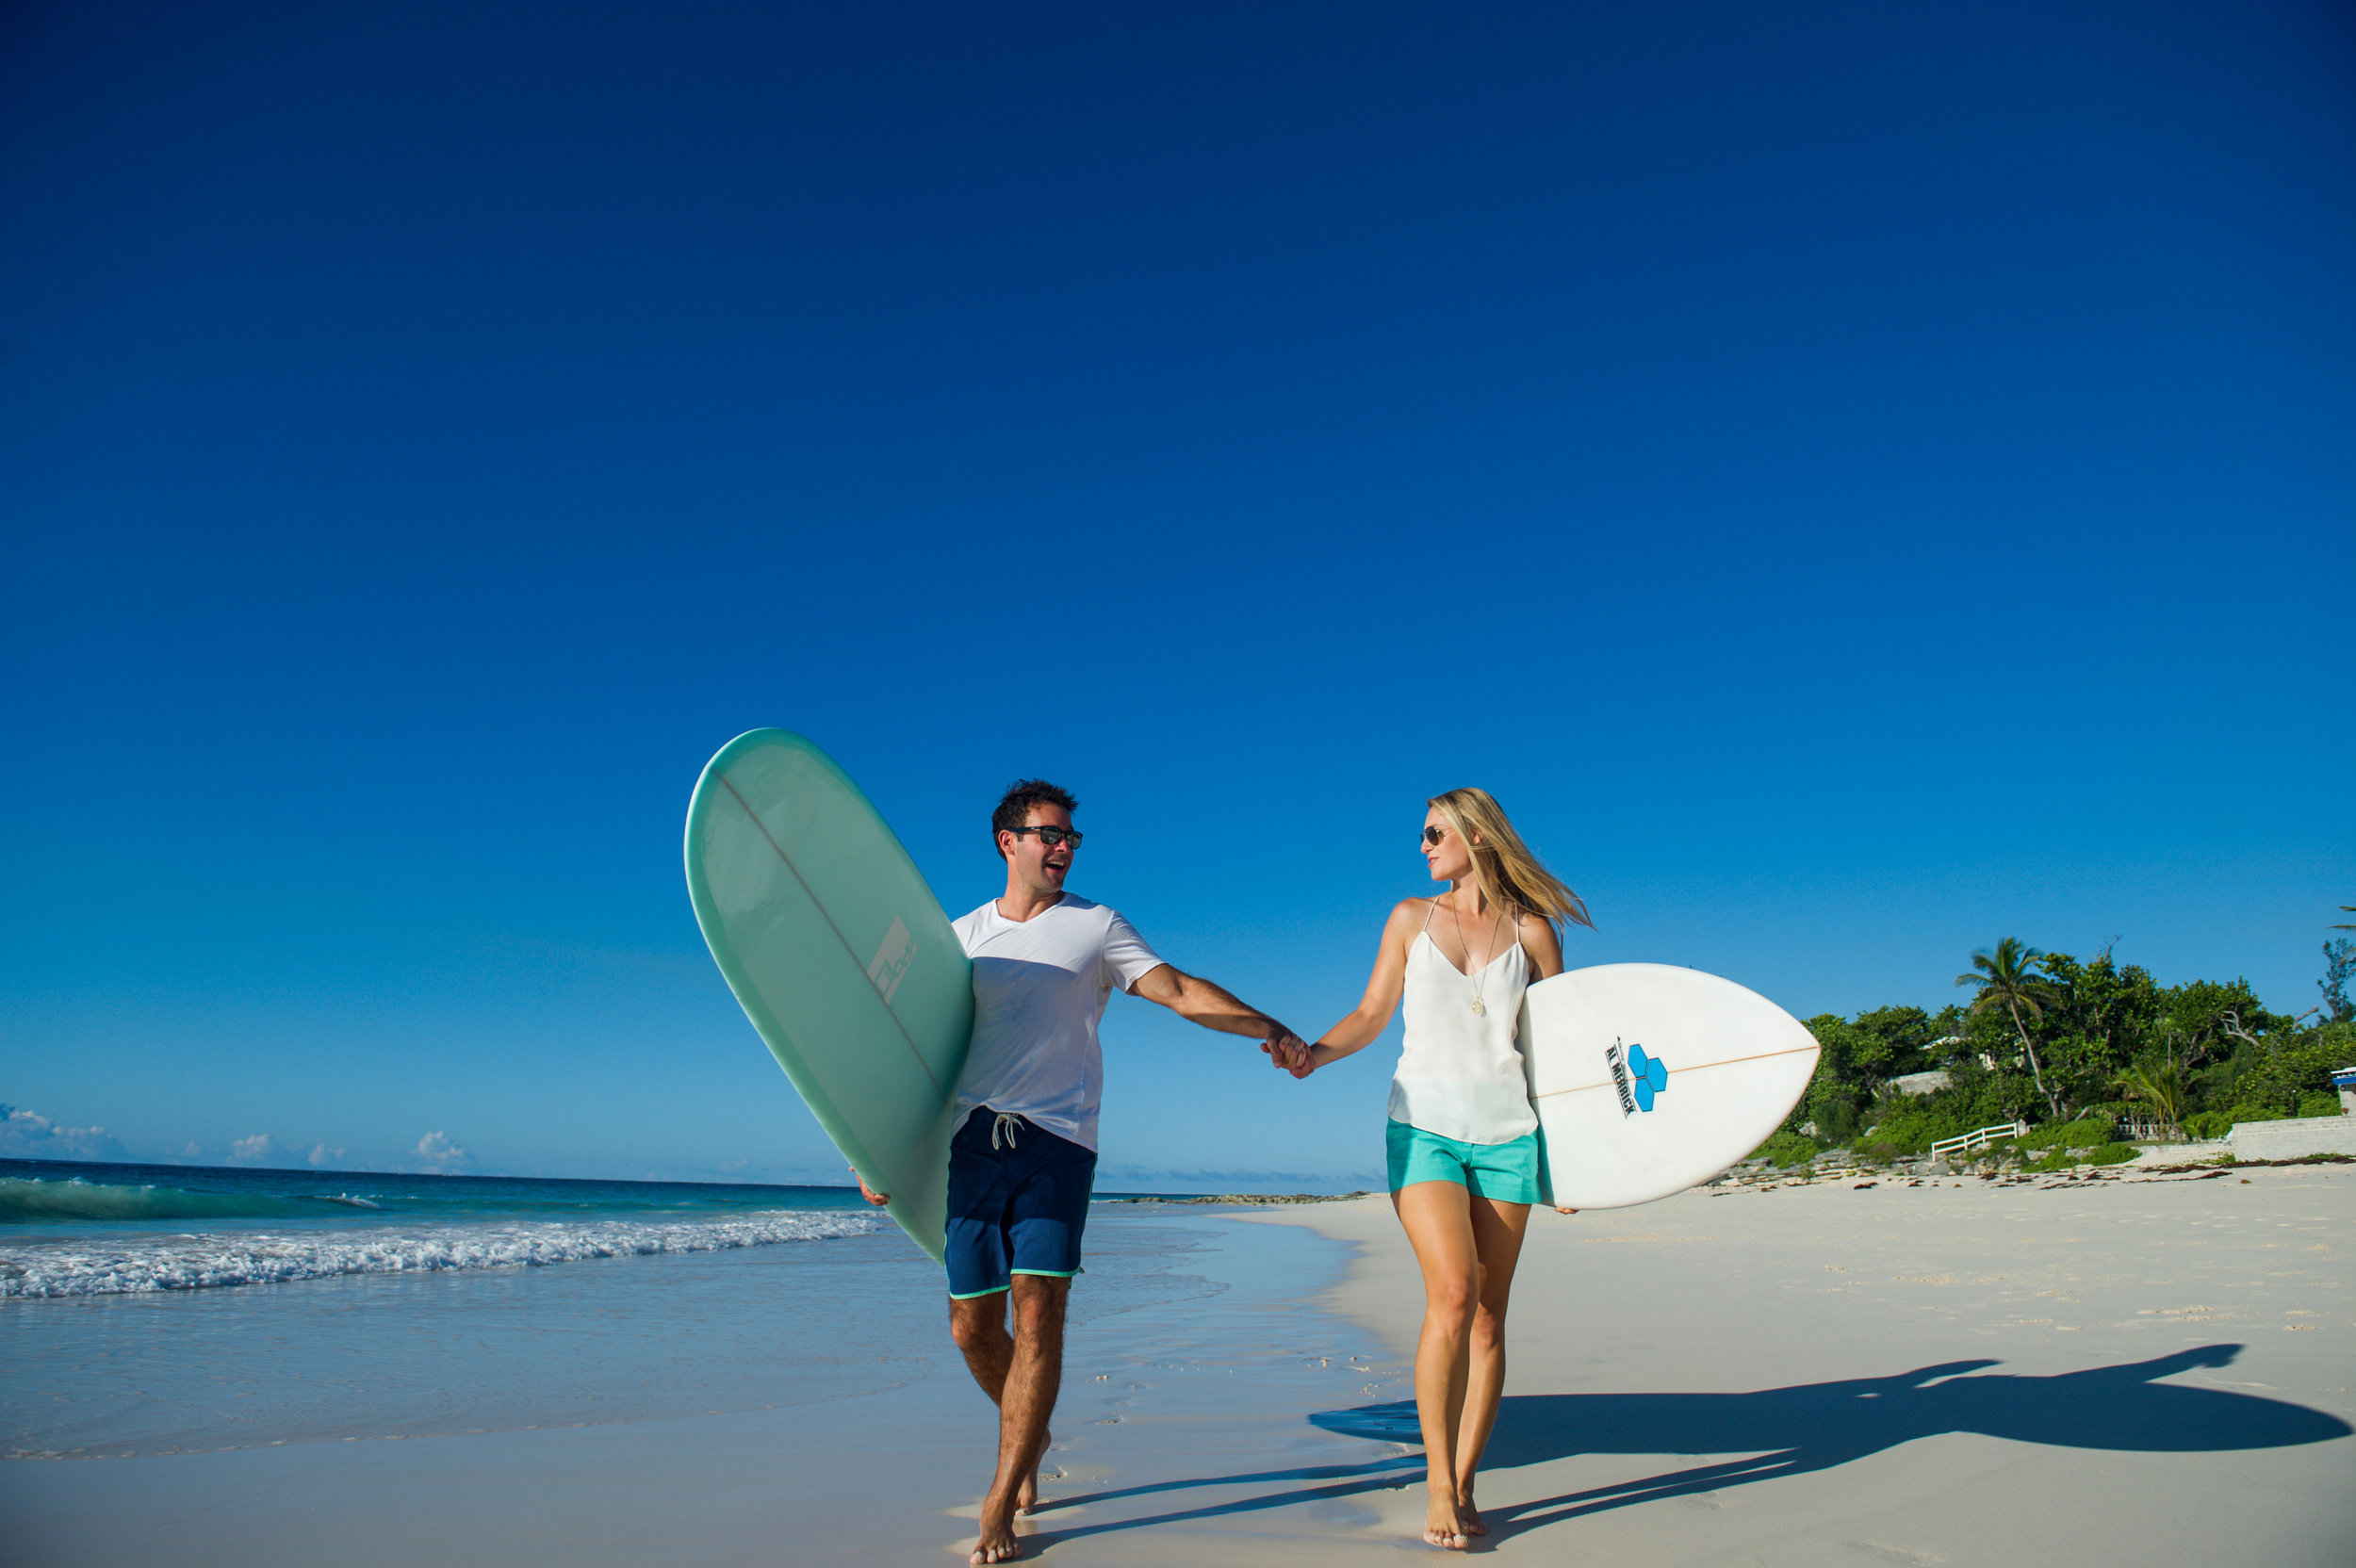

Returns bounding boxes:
[859,778,1308,1565]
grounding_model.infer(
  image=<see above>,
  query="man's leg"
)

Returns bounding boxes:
[950,1289,1016,1402]
[943,1113,1088,1561]
[947,1286,1055,1511]
[957,1274,1068,1564]
[945,1108,1039,1545]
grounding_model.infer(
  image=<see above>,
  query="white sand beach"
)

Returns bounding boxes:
[1224,1161,2356,1564]
[7,1167,2350,1565]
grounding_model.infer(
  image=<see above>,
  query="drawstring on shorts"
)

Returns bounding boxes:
[990,1112,1023,1151]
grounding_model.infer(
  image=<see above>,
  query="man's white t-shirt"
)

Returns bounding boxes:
[950,892,1166,1153]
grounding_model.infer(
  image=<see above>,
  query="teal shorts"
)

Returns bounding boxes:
[1385,1120,1543,1205]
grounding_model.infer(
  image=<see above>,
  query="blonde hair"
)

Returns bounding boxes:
[1429,787,1594,932]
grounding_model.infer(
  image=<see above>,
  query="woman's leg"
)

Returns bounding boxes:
[1450,1196,1530,1534]
[1393,1180,1481,1550]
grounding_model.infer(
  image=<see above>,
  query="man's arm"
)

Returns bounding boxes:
[1128,964,1310,1068]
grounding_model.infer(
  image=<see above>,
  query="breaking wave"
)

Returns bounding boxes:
[0,1177,382,1223]
[0,1211,880,1298]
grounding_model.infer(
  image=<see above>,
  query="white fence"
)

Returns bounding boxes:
[1929,1121,2028,1163]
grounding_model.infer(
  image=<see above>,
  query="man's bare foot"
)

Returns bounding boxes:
[1015,1431,1051,1514]
[971,1518,1024,1564]
[1423,1494,1469,1550]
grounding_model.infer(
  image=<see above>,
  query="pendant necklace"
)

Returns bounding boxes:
[1452,896,1508,1017]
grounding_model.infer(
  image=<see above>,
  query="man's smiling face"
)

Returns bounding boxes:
[1001,804,1076,897]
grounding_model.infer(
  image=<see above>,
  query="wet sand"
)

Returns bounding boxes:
[1,1212,1408,1565]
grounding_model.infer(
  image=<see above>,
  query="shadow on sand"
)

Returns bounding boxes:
[1035,1345,2348,1547]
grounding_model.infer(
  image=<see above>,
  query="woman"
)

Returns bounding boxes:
[1284,788,1591,1549]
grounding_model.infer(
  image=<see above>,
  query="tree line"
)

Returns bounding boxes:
[1768,911,2356,1159]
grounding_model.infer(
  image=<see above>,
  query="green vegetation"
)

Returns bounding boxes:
[2016,1118,2116,1152]
[1753,1131,1819,1168]
[1956,936,2062,1119]
[1758,913,2356,1168]
[2027,1141,2140,1173]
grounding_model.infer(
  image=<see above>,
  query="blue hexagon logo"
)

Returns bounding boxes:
[1628,1043,1670,1112]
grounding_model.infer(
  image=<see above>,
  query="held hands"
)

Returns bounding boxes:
[1260,1029,1320,1079]
[1259,1028,1316,1078]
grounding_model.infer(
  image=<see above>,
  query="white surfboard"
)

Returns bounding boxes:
[1520,963,1819,1209]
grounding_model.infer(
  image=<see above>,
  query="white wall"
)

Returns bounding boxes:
[2231,1115,2356,1161]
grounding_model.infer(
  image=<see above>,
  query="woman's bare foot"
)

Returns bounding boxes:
[1014,1431,1051,1515]
[1423,1494,1470,1550]
[1455,1486,1486,1537]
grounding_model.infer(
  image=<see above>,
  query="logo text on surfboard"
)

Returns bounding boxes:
[1605,1039,1635,1117]
[1604,1038,1670,1116]
[866,916,915,1005]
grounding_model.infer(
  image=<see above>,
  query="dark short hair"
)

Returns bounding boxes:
[992,779,1077,858]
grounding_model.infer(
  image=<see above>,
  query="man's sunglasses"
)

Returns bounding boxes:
[1010,825,1085,849]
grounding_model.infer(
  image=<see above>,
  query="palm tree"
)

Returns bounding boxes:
[1957,937,2062,1119]
[2333,906,2355,931]
[2118,1055,2185,1141]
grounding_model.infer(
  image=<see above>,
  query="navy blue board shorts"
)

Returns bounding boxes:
[944,1107,1096,1299]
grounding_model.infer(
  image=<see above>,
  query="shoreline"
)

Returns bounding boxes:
[2,1207,1418,1565]
[8,1175,2351,1564]
[1100,1191,1376,1206]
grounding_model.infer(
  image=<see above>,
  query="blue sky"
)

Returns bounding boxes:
[4,1,2350,1187]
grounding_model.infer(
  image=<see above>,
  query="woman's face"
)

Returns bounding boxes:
[1422,807,1475,884]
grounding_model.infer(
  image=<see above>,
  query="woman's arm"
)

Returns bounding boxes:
[1290,900,1423,1075]
[1515,911,1577,1210]
[1519,909,1564,979]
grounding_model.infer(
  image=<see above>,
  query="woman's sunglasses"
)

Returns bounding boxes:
[1422,825,1449,846]
[1010,825,1084,848]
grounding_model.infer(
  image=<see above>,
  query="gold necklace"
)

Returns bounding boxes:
[1451,895,1509,1017]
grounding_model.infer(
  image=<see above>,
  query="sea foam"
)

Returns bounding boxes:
[0,1211,880,1298]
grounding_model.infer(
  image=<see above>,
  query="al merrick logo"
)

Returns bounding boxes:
[866,916,916,1005]
[1604,1038,1671,1118]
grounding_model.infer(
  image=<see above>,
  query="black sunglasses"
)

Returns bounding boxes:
[1010,825,1084,848]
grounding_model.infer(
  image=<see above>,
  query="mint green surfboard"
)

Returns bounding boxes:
[683,729,973,1263]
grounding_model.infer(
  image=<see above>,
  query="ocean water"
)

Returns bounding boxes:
[0,1158,882,1298]
[0,1158,1235,1460]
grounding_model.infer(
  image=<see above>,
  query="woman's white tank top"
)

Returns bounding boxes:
[1387,904,1539,1145]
